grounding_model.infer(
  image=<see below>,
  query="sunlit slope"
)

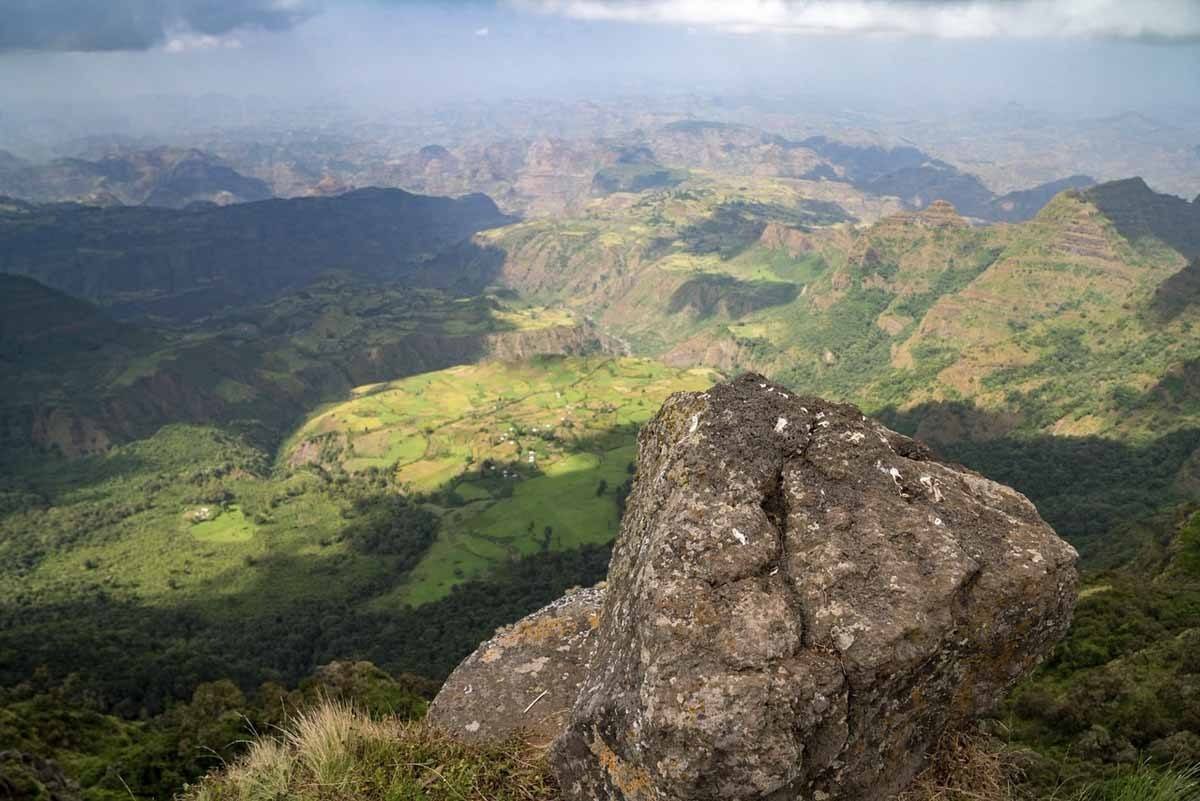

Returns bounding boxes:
[475,178,1200,440]
[285,356,720,604]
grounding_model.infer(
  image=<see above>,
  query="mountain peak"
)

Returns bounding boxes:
[919,199,968,226]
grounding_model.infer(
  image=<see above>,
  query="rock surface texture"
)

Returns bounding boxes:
[434,373,1079,801]
[428,586,605,747]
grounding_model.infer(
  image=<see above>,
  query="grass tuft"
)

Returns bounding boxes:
[1077,763,1200,801]
[899,730,1017,801]
[185,701,556,801]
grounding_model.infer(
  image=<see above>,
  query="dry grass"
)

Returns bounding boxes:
[185,701,556,801]
[899,730,1018,801]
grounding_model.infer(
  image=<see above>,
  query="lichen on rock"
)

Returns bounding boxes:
[427,585,605,747]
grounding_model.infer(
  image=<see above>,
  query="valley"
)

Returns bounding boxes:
[1,116,1199,801]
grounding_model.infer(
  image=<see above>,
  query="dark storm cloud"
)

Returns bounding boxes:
[0,0,321,52]
[513,0,1200,42]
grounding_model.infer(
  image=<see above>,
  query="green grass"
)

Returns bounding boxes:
[191,505,257,543]
[1079,764,1200,801]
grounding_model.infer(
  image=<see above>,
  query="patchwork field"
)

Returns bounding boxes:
[285,356,722,604]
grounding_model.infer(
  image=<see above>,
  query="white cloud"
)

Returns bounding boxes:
[510,0,1200,41]
[163,33,245,53]
[475,26,491,37]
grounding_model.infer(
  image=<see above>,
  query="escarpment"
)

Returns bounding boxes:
[430,373,1079,801]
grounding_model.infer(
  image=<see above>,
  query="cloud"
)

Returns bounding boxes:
[511,0,1200,41]
[475,25,491,36]
[163,33,245,53]
[0,0,320,52]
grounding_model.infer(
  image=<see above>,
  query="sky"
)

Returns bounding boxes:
[0,0,1197,115]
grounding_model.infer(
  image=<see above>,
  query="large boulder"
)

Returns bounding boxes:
[434,374,1078,801]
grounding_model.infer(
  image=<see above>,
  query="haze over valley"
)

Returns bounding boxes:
[2,2,1200,800]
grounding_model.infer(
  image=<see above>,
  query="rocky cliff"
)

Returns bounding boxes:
[430,373,1078,801]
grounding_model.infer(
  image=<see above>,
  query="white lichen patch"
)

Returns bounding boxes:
[919,475,945,502]
[774,417,789,433]
[732,527,749,546]
[514,656,550,675]
[876,460,903,491]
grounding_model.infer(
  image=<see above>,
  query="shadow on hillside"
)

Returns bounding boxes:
[878,401,1200,560]
[647,199,852,262]
[0,543,610,717]
[0,419,635,718]
[0,239,530,463]
[0,448,151,505]
[1151,259,1200,320]
[666,274,799,320]
[0,189,516,322]
[1087,180,1200,261]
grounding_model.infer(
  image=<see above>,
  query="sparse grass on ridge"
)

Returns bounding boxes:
[185,701,556,801]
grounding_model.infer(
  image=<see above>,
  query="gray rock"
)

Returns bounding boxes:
[427,585,605,747]
[434,373,1078,801]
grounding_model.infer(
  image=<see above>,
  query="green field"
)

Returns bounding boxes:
[190,505,257,543]
[1,357,718,619]
[286,356,721,604]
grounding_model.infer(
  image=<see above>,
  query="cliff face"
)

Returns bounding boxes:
[484,323,628,363]
[431,373,1078,801]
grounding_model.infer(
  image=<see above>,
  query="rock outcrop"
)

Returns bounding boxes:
[429,586,605,747]
[432,373,1078,801]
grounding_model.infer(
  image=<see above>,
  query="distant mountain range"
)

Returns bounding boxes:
[0,125,1116,227]
[0,147,271,208]
[358,123,1099,222]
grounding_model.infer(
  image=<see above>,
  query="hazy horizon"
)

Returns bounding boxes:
[0,1,1197,118]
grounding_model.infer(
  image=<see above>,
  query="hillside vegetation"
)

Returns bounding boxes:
[2,171,1199,801]
[0,188,511,319]
[182,702,1200,801]
[470,176,1200,550]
